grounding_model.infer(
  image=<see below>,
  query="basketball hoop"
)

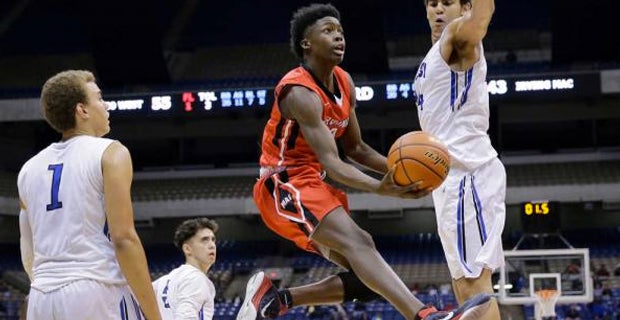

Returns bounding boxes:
[534,289,559,320]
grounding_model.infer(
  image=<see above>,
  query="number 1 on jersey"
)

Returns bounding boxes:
[47,163,64,211]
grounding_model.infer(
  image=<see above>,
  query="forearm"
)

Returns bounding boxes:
[19,210,34,281]
[346,143,388,174]
[471,0,495,24]
[114,236,161,320]
[324,158,381,193]
[20,241,33,281]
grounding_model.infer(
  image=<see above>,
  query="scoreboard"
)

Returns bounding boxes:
[520,200,561,234]
[105,70,601,118]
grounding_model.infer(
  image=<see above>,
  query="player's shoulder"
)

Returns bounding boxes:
[17,144,54,180]
[176,264,207,278]
[333,66,350,78]
[334,66,354,86]
[152,272,170,287]
[279,66,308,83]
[68,136,119,158]
[175,265,211,292]
[101,139,129,161]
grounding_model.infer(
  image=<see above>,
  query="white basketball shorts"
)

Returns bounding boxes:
[432,157,506,279]
[28,279,143,320]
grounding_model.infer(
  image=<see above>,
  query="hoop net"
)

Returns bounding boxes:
[534,289,559,319]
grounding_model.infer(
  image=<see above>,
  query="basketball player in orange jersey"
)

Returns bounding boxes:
[413,1,504,320]
[236,4,491,320]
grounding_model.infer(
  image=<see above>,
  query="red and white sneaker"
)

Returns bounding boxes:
[417,293,492,320]
[236,271,288,320]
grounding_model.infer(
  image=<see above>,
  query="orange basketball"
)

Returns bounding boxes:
[386,131,451,190]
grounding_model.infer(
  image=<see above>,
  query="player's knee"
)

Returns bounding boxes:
[335,227,375,254]
[455,277,493,300]
[337,271,380,302]
[353,228,375,250]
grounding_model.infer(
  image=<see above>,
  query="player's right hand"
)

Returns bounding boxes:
[376,167,431,199]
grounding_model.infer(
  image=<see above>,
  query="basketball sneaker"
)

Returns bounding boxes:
[236,271,288,320]
[416,293,492,320]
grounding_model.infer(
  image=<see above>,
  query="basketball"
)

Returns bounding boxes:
[386,131,451,190]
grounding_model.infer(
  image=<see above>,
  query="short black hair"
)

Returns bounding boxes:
[173,217,219,249]
[290,3,341,61]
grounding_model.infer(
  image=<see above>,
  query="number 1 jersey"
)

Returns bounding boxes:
[17,135,125,292]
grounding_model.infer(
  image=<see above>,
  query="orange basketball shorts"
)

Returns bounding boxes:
[253,167,349,255]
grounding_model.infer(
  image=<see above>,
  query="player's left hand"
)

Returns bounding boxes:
[401,181,432,199]
[378,168,431,199]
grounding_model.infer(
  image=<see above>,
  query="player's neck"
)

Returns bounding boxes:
[61,128,93,141]
[186,258,211,273]
[302,61,335,88]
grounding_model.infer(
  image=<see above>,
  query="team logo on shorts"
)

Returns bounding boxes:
[273,180,306,223]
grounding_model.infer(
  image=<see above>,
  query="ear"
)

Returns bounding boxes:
[182,242,192,256]
[300,39,311,49]
[75,103,89,119]
[462,1,472,13]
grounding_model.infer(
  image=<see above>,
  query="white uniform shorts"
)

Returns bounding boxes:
[432,157,506,279]
[28,279,143,320]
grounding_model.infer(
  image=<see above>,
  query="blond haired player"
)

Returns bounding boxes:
[18,70,161,320]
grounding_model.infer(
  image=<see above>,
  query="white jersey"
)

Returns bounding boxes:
[413,38,497,171]
[153,264,215,320]
[17,135,124,292]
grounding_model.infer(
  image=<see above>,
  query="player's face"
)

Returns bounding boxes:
[303,16,345,64]
[426,0,467,38]
[185,228,217,272]
[83,81,110,137]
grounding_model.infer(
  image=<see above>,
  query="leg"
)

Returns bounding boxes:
[452,269,500,320]
[285,273,345,306]
[311,212,492,320]
[310,207,425,319]
[19,295,27,320]
[245,174,489,319]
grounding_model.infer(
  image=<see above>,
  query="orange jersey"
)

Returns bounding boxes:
[259,65,353,173]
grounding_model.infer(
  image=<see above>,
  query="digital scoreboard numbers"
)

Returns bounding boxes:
[520,200,561,234]
[106,89,270,116]
[104,71,600,117]
[523,201,552,215]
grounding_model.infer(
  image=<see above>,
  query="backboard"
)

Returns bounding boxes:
[497,248,593,305]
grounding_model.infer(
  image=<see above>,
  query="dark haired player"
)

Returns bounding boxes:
[413,1,504,319]
[153,218,219,319]
[236,4,490,320]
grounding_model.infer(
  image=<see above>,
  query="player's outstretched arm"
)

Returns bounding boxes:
[453,0,494,47]
[102,142,162,320]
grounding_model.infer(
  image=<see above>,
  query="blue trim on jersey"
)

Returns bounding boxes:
[456,177,472,273]
[131,294,143,320]
[471,176,488,243]
[103,219,110,241]
[459,68,474,108]
[199,308,204,320]
[450,71,458,111]
[120,297,128,320]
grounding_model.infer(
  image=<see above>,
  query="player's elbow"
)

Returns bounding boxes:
[343,143,365,163]
[319,155,343,176]
[110,229,140,250]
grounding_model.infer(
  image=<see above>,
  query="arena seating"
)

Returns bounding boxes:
[2,159,619,203]
[2,228,620,319]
